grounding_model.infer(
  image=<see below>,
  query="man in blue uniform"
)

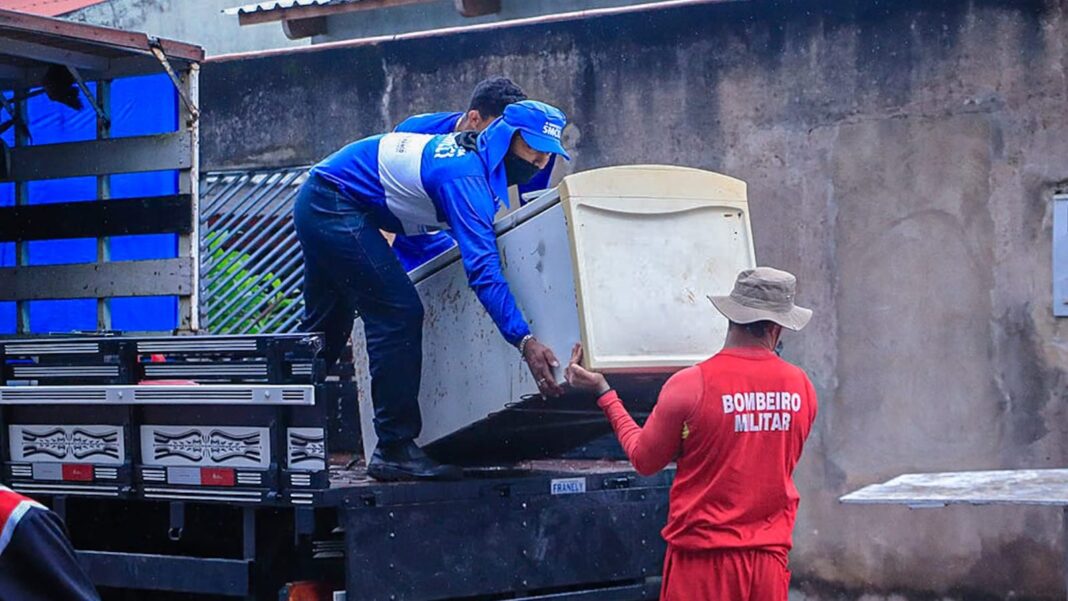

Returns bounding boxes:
[295,100,569,481]
[395,77,525,136]
[391,77,557,271]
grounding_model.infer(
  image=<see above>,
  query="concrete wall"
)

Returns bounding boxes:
[200,0,1068,597]
[63,0,306,56]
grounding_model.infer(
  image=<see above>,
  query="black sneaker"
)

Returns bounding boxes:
[367,440,463,482]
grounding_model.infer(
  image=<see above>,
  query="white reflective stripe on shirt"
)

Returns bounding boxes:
[0,497,43,556]
[377,133,438,234]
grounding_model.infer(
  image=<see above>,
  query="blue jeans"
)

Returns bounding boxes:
[293,174,423,447]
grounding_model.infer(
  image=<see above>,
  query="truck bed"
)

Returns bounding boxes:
[322,456,670,506]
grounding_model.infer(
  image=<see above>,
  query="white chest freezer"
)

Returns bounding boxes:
[353,165,756,463]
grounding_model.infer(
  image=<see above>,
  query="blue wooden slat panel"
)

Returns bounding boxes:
[109,75,179,332]
[1,100,12,333]
[25,176,98,271]
[110,73,181,271]
[0,161,11,333]
[25,178,98,331]
[25,83,99,331]
[12,74,180,334]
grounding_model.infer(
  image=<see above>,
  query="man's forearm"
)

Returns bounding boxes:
[597,391,660,475]
[596,377,693,476]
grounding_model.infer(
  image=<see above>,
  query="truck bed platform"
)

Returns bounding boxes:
[324,458,669,500]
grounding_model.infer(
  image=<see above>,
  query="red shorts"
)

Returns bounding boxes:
[660,546,791,601]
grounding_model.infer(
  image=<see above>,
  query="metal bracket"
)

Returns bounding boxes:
[242,506,256,560]
[169,501,185,541]
[294,506,316,544]
[52,496,68,522]
[147,37,199,123]
[65,66,110,129]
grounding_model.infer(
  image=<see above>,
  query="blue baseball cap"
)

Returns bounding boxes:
[500,100,571,160]
[477,99,570,207]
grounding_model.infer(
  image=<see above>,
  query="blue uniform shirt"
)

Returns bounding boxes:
[310,132,530,345]
[395,111,556,195]
[390,112,465,270]
[390,232,455,272]
[395,111,464,136]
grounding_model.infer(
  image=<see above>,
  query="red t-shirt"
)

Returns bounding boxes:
[597,347,817,558]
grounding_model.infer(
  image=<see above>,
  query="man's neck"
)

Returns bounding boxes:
[722,329,776,353]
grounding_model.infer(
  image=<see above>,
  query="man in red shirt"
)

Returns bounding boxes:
[0,485,100,600]
[566,266,817,601]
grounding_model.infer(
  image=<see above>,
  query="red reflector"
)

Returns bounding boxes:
[201,468,235,487]
[287,581,331,601]
[62,464,93,482]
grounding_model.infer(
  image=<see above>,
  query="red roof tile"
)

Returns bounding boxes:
[0,0,107,17]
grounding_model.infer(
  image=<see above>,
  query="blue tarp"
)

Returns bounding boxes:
[0,74,178,334]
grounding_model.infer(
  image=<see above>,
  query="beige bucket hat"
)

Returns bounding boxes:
[708,267,813,331]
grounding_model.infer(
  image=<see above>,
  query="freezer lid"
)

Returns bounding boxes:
[560,165,757,373]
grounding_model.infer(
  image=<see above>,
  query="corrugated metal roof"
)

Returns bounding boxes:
[0,0,107,17]
[222,0,358,17]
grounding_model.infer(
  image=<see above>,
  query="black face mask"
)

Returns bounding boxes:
[504,153,541,186]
